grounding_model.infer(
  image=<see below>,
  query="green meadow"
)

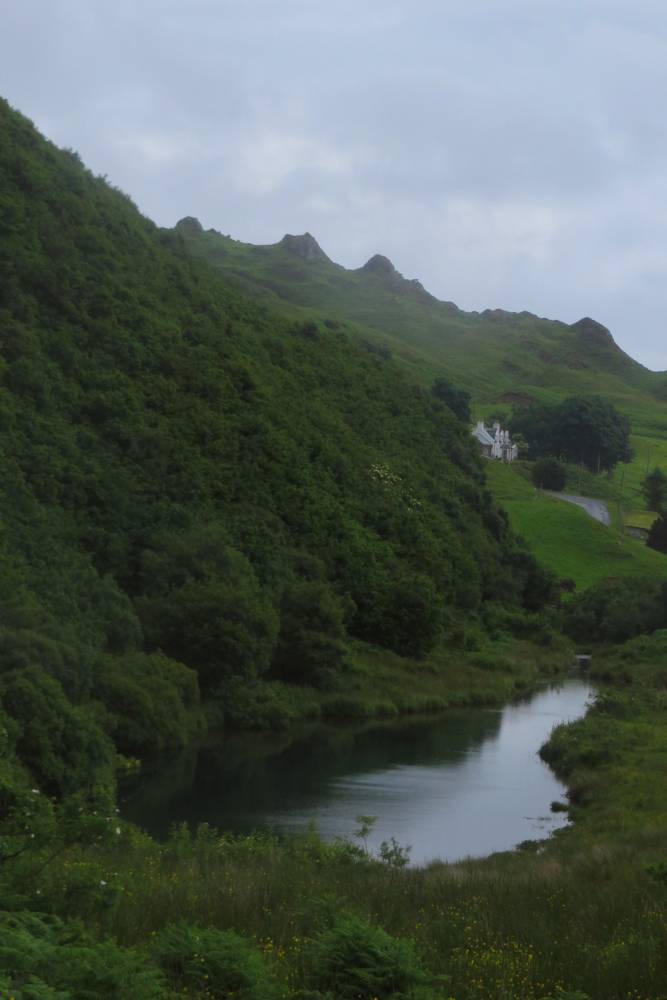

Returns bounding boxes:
[482,462,667,590]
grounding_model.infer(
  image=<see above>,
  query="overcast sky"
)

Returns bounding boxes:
[2,1,667,369]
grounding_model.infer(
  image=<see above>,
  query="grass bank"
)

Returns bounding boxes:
[209,631,573,732]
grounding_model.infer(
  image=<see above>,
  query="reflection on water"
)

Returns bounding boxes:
[121,677,593,865]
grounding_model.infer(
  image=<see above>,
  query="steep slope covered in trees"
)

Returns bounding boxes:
[0,98,553,804]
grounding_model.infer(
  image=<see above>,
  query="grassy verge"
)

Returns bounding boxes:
[208,632,572,732]
[541,636,667,846]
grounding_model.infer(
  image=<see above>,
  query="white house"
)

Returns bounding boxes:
[472,421,518,462]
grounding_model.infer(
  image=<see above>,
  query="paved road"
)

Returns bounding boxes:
[544,491,611,526]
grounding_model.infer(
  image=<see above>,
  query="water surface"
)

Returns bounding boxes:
[122,677,593,865]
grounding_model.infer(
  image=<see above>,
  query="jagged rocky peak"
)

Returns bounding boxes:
[175,216,204,234]
[280,232,329,261]
[361,253,397,275]
[571,316,614,345]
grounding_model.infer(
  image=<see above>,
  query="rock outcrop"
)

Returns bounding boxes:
[175,216,204,234]
[279,232,330,262]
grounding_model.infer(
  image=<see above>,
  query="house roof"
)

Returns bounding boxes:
[472,424,495,446]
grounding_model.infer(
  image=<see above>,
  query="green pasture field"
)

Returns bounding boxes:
[483,462,667,589]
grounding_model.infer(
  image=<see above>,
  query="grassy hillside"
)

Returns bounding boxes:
[0,94,566,802]
[174,221,667,436]
[176,220,667,575]
[483,462,667,590]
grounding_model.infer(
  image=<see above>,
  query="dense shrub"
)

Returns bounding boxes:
[152,921,277,999]
[431,375,471,423]
[563,578,667,644]
[511,396,633,471]
[0,668,113,797]
[647,512,667,553]
[642,467,667,512]
[94,651,200,754]
[0,912,167,999]
[303,913,431,999]
[272,580,348,685]
[532,458,567,491]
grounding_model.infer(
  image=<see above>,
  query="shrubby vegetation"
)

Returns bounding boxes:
[647,512,667,554]
[563,577,667,644]
[509,396,633,471]
[431,375,472,423]
[531,458,566,491]
[641,466,667,512]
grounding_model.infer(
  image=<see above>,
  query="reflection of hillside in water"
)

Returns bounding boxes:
[122,709,502,836]
[121,680,593,865]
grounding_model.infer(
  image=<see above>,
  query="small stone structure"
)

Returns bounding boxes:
[472,421,519,462]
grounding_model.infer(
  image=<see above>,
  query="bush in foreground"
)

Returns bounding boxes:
[152,921,277,999]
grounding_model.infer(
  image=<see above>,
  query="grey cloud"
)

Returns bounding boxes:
[1,0,667,368]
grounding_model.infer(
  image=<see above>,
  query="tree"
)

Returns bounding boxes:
[272,580,348,686]
[510,396,633,472]
[431,376,471,423]
[642,467,667,512]
[532,458,566,491]
[558,396,633,471]
[647,514,667,554]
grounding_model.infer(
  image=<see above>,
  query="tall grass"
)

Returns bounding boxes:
[31,822,667,999]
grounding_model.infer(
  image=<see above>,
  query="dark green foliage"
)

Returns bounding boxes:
[95,652,200,754]
[647,513,667,554]
[0,94,552,749]
[563,578,667,644]
[272,580,348,686]
[431,376,471,423]
[540,714,621,774]
[532,458,567,491]
[352,570,444,658]
[137,547,279,693]
[510,396,633,471]
[303,913,431,999]
[0,97,553,802]
[0,911,167,999]
[152,921,277,999]
[0,668,113,797]
[642,467,667,512]
[507,549,560,612]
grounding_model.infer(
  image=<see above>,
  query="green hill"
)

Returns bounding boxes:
[172,221,667,583]
[484,462,667,590]
[0,95,560,800]
[173,221,667,431]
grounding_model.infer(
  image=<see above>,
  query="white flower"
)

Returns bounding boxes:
[99,880,107,886]
[115,827,121,835]
[31,789,40,795]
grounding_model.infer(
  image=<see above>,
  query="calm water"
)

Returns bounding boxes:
[121,677,593,865]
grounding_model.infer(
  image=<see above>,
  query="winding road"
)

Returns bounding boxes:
[544,492,611,526]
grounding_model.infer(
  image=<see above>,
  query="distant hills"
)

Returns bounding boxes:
[173,220,667,437]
